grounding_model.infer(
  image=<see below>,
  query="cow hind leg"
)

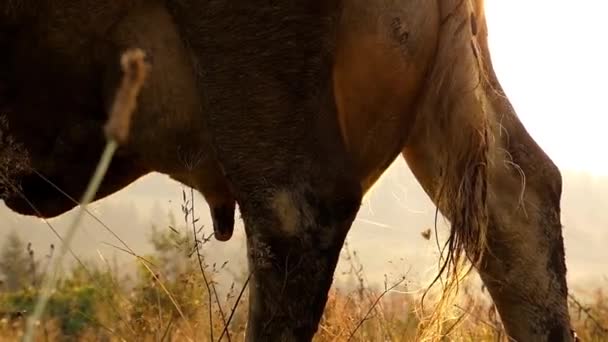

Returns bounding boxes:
[404,102,574,342]
[401,1,574,340]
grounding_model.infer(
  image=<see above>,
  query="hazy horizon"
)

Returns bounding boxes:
[1,162,606,295]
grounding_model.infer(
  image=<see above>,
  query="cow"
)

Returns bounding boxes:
[0,0,575,341]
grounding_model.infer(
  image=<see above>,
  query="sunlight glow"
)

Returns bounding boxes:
[484,0,608,175]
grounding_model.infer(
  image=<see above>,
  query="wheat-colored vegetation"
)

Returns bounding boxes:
[0,190,606,342]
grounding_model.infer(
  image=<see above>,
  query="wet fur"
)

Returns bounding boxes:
[403,0,572,340]
[401,1,491,338]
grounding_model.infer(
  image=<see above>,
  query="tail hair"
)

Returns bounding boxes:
[415,0,493,340]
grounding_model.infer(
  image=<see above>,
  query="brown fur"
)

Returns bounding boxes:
[0,1,574,340]
[402,1,492,338]
[404,0,573,340]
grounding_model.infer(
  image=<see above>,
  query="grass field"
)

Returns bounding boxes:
[1,230,606,342]
[1,192,606,342]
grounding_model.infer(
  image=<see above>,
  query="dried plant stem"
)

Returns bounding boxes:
[188,187,217,341]
[21,48,148,342]
[32,169,142,258]
[347,277,406,341]
[218,273,251,342]
[22,140,118,342]
[568,293,608,335]
[104,49,149,144]
[453,304,516,342]
[188,189,231,341]
[0,173,86,270]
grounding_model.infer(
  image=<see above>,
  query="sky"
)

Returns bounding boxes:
[484,0,608,175]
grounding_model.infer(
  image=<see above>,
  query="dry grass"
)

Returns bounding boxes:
[0,189,606,342]
[1,269,606,342]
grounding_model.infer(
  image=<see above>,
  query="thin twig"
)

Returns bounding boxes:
[95,250,138,337]
[101,241,195,338]
[139,257,195,338]
[100,241,157,267]
[347,277,406,341]
[568,293,608,334]
[0,174,85,269]
[32,169,140,257]
[211,278,230,341]
[73,309,121,339]
[160,315,175,342]
[453,304,517,342]
[156,284,163,340]
[218,273,251,342]
[188,187,218,341]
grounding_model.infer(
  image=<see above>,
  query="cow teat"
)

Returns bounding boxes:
[211,202,235,241]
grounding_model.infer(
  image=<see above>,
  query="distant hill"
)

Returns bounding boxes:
[1,158,606,291]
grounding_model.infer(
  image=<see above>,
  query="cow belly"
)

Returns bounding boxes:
[332,0,439,191]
